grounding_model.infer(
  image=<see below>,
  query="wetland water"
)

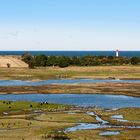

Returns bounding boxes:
[0,79,139,108]
[0,94,139,108]
[0,79,140,86]
[65,111,140,132]
[0,79,139,134]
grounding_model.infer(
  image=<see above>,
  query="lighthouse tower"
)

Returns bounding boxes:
[116,49,119,57]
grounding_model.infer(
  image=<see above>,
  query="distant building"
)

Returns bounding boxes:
[116,49,119,57]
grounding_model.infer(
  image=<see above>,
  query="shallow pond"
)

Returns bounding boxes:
[0,79,140,86]
[65,121,140,132]
[111,115,129,122]
[65,111,140,132]
[65,123,108,132]
[99,131,120,136]
[0,94,140,109]
[111,115,123,119]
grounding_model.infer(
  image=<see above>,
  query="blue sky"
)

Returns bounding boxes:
[0,0,140,50]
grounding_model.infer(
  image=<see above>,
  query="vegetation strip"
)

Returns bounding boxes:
[0,101,139,140]
[22,53,140,68]
[0,82,139,97]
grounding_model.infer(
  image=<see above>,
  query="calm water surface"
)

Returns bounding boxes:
[0,94,139,108]
[0,79,140,86]
[0,51,140,57]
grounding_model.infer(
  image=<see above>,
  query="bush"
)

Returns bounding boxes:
[44,131,70,140]
[28,61,35,69]
[34,55,47,66]
[22,53,33,64]
[131,57,140,65]
[71,56,81,66]
[22,53,140,67]
[46,56,58,66]
[58,56,70,68]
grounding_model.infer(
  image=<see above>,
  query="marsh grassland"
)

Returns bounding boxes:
[0,66,140,80]
[0,66,139,139]
[0,101,139,140]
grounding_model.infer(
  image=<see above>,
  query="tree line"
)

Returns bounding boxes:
[22,53,140,68]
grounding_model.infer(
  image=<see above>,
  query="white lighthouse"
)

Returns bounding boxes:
[116,49,119,57]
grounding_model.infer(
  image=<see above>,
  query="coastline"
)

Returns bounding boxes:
[0,58,140,139]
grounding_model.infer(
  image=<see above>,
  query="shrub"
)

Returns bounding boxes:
[22,53,33,64]
[131,57,140,65]
[44,131,70,140]
[58,56,70,68]
[34,55,47,66]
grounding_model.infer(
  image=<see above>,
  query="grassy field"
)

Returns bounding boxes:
[0,66,140,139]
[0,101,139,140]
[67,128,140,140]
[94,107,140,127]
[0,101,70,115]
[0,66,140,80]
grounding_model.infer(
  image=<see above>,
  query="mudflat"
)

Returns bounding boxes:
[0,65,140,97]
[0,82,139,97]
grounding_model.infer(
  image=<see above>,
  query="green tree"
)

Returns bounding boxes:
[131,57,140,65]
[22,53,33,64]
[71,56,81,66]
[28,61,35,69]
[34,55,47,66]
[46,56,58,66]
[58,56,70,68]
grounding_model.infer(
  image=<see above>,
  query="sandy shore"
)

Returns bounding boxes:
[0,56,28,68]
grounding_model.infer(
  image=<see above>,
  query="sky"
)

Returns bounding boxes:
[0,0,140,51]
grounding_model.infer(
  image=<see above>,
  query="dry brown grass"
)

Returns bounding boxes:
[0,82,139,97]
[0,65,140,80]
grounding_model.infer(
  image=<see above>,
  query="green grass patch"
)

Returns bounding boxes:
[0,100,71,115]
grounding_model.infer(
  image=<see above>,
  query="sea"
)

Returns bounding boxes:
[0,51,140,57]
